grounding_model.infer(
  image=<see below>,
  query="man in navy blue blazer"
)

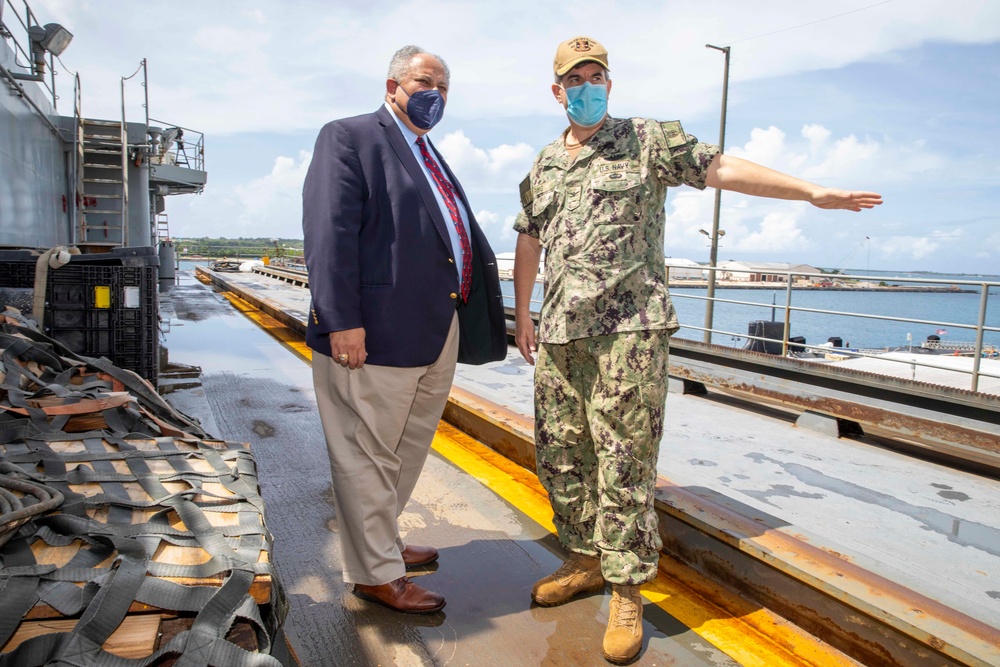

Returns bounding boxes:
[303,45,506,614]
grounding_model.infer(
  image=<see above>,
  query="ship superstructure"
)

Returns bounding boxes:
[1,0,206,379]
[1,0,205,254]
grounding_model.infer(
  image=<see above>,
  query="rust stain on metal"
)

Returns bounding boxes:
[653,477,1000,666]
[673,340,999,403]
[672,367,1000,456]
[444,386,537,471]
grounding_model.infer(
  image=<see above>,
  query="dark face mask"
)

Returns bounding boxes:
[397,86,445,130]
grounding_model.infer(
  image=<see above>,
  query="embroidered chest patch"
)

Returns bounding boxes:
[596,160,630,175]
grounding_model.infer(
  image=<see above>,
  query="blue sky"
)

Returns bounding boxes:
[31,0,1000,274]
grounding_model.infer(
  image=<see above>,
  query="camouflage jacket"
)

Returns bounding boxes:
[514,116,720,344]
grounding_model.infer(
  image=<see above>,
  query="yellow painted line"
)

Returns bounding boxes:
[433,422,555,533]
[432,422,857,667]
[217,281,855,666]
[218,291,314,363]
[643,561,857,667]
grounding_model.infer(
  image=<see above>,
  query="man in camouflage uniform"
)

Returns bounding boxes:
[513,36,882,664]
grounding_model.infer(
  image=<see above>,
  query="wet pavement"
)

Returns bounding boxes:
[168,267,1000,666]
[455,348,1000,633]
[160,272,800,666]
[192,267,1000,633]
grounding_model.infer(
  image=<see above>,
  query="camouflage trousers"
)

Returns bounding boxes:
[534,329,670,585]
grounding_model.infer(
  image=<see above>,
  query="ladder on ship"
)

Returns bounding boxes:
[78,118,128,250]
[155,212,170,242]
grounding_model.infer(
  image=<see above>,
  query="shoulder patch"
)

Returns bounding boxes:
[519,175,534,209]
[662,120,689,149]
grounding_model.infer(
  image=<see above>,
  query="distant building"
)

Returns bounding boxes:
[665,257,704,280]
[717,261,820,283]
[496,252,515,274]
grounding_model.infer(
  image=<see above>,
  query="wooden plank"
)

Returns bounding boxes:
[157,617,261,666]
[22,579,273,620]
[3,614,161,659]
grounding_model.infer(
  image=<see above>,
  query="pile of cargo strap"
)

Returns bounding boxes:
[0,309,291,666]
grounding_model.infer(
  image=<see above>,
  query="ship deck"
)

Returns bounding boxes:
[161,267,1000,666]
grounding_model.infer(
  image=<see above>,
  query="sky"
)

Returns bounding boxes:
[28,0,1000,274]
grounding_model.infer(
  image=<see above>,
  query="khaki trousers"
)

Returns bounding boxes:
[312,313,459,585]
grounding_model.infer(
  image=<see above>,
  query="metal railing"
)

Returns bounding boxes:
[672,267,1000,393]
[501,266,999,394]
[1,0,59,107]
[148,118,205,172]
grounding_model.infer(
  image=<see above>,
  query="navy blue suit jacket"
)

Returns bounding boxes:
[302,106,507,367]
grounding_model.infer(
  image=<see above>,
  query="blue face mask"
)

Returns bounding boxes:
[397,86,445,130]
[562,82,608,128]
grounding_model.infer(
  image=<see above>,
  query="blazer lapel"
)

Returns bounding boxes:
[432,141,476,230]
[376,106,453,250]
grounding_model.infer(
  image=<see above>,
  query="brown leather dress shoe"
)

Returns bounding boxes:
[353,577,446,614]
[402,544,439,569]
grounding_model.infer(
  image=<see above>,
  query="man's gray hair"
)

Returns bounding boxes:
[387,45,450,84]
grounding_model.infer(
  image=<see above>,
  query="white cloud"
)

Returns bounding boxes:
[879,236,940,260]
[22,0,997,272]
[971,232,1000,264]
[436,131,535,192]
[246,8,267,25]
[802,124,831,148]
[871,228,970,265]
[665,192,711,226]
[232,151,312,236]
[474,210,518,243]
[476,209,499,226]
[32,0,1000,133]
[803,135,881,182]
[928,228,966,241]
[725,124,949,188]
[666,123,893,259]
[191,27,270,55]
[173,151,312,239]
[735,210,810,253]
[736,126,806,173]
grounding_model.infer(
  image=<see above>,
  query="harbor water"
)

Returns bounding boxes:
[181,261,999,351]
[500,270,1000,351]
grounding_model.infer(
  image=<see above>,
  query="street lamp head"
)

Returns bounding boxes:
[718,229,726,237]
[699,229,710,237]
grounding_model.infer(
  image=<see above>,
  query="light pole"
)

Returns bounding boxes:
[703,44,730,344]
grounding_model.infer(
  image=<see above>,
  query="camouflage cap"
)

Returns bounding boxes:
[553,36,609,76]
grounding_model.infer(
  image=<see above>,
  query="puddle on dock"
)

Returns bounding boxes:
[162,272,313,389]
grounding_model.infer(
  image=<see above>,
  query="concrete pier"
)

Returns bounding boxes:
[178,266,1000,666]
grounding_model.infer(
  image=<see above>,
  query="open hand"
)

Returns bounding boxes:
[811,189,883,211]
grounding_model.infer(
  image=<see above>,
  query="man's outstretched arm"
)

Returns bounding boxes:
[704,154,883,212]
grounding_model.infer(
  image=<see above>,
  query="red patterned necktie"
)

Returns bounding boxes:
[416,136,472,302]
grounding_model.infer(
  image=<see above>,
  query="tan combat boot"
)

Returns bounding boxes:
[603,584,643,664]
[531,552,604,606]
